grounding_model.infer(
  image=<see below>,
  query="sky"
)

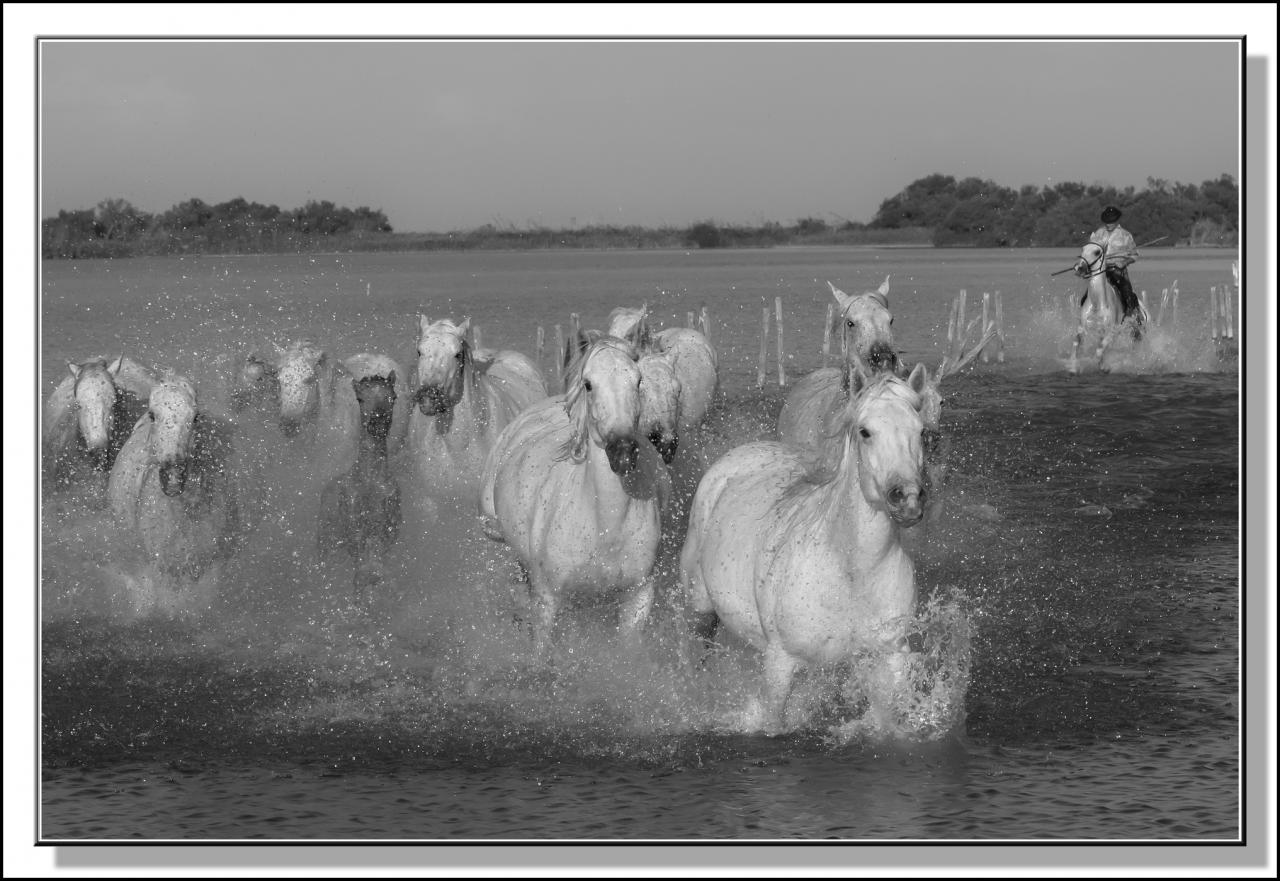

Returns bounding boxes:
[38,37,1241,233]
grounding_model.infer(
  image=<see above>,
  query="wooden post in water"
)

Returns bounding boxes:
[366,282,371,297]
[1171,281,1179,328]
[1209,287,1221,349]
[687,310,696,329]
[699,306,711,343]
[1157,289,1169,327]
[1218,281,1228,340]
[555,324,565,387]
[757,306,770,389]
[473,325,482,350]
[995,290,1005,363]
[981,292,991,363]
[822,302,834,367]
[570,312,581,343]
[775,296,787,387]
[536,326,545,370]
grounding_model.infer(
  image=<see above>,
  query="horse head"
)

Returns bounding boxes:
[352,371,398,440]
[562,337,643,475]
[231,351,279,412]
[830,277,898,374]
[606,305,652,349]
[845,363,928,525]
[68,355,124,470]
[145,373,199,497]
[413,315,471,417]
[637,352,681,465]
[274,338,329,436]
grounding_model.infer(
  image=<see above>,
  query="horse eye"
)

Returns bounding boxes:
[148,412,156,422]
[859,427,871,439]
[846,319,855,328]
[455,351,466,362]
[889,318,895,326]
[584,380,593,392]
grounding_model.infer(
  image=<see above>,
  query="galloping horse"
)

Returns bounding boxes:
[479,337,670,660]
[43,355,154,485]
[777,277,899,470]
[1070,242,1148,373]
[317,369,403,608]
[272,338,362,481]
[107,373,250,616]
[679,364,929,733]
[407,316,546,504]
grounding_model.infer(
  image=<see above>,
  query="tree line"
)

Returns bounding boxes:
[867,172,1239,248]
[42,173,1237,259]
[41,197,393,259]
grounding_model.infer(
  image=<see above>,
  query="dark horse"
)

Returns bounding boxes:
[317,371,403,608]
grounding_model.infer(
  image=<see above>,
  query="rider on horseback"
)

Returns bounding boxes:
[1077,206,1144,334]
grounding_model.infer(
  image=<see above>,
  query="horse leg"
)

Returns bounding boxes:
[759,642,801,734]
[618,577,656,643]
[528,573,560,665]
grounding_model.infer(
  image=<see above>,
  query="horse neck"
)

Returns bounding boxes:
[581,439,642,528]
[354,429,390,476]
[451,353,490,432]
[812,434,900,565]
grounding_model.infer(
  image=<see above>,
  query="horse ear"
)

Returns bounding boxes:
[419,314,430,334]
[907,361,929,396]
[67,360,80,379]
[108,354,125,375]
[386,369,397,387]
[828,281,853,310]
[458,317,472,337]
[878,275,891,304]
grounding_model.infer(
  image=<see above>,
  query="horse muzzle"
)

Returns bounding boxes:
[159,460,188,496]
[414,386,453,416]
[84,444,111,472]
[363,410,395,440]
[867,343,900,373]
[279,417,304,438]
[648,428,679,465]
[605,437,640,475]
[886,483,924,526]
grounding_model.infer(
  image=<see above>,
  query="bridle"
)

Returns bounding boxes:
[1079,246,1107,279]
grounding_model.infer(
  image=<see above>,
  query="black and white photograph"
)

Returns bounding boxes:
[6,3,1275,877]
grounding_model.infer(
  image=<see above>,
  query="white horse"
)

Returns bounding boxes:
[479,337,670,659]
[605,306,720,437]
[679,364,929,733]
[272,338,362,481]
[43,354,154,485]
[1069,242,1148,373]
[317,369,402,608]
[777,277,899,470]
[107,373,251,616]
[406,315,546,505]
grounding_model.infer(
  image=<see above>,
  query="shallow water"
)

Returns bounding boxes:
[38,247,1240,840]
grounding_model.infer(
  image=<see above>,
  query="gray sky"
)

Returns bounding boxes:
[40,39,1239,233]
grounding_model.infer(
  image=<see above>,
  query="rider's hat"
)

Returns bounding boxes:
[1101,206,1122,223]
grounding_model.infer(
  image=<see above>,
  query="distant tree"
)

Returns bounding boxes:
[685,221,723,249]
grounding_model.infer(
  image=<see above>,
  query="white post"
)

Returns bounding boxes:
[981,291,991,363]
[775,296,786,388]
[758,306,769,389]
[995,290,1005,363]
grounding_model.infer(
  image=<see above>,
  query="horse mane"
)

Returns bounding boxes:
[557,337,638,463]
[808,373,921,484]
[608,306,653,350]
